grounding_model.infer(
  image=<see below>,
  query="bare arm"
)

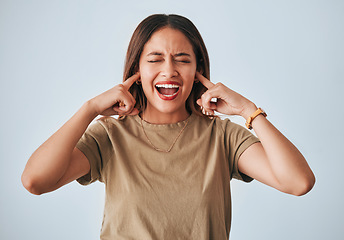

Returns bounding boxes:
[196,72,315,196]
[21,73,140,195]
[21,103,96,195]
[238,105,315,196]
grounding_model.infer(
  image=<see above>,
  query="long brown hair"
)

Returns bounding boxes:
[123,14,210,117]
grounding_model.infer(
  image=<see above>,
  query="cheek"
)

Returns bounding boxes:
[139,64,157,82]
[139,66,156,94]
[185,62,197,76]
[183,67,197,84]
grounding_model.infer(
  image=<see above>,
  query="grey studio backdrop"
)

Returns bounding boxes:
[1,0,343,239]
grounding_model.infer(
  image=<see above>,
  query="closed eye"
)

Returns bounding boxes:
[147,59,191,63]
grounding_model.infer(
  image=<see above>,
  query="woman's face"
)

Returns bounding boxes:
[139,27,197,122]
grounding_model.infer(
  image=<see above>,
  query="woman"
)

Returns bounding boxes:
[22,14,315,239]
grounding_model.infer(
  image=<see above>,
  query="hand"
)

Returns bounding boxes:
[89,72,140,116]
[195,72,257,118]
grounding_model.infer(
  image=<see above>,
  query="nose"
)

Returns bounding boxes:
[161,58,178,78]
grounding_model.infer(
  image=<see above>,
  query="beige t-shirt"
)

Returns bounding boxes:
[76,113,259,240]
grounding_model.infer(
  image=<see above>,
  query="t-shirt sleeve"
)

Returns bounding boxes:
[223,119,260,182]
[76,120,113,185]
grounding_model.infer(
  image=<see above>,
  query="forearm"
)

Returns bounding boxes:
[195,74,315,195]
[22,101,97,193]
[243,104,315,195]
[22,75,140,194]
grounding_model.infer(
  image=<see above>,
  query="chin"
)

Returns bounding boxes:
[154,105,183,115]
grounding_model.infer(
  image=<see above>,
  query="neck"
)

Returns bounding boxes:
[142,107,190,124]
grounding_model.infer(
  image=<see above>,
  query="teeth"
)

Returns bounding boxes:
[162,93,177,97]
[155,84,179,88]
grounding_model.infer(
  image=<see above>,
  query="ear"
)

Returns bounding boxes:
[194,71,200,83]
[197,57,204,74]
[196,66,204,76]
[134,64,140,74]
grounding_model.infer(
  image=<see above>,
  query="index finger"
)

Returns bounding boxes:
[196,72,215,89]
[122,72,140,90]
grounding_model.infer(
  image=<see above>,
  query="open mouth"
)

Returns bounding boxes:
[155,83,180,100]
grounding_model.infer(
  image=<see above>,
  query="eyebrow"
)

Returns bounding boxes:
[175,53,191,57]
[147,52,163,56]
[146,52,191,57]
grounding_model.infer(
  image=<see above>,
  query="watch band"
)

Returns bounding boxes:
[245,108,267,129]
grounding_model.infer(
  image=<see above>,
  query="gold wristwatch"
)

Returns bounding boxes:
[245,108,267,130]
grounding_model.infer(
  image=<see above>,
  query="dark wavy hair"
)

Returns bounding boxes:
[123,14,210,117]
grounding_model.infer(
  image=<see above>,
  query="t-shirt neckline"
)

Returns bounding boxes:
[132,113,196,130]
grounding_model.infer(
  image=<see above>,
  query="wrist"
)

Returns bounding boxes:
[241,102,258,120]
[245,107,267,129]
[82,100,99,120]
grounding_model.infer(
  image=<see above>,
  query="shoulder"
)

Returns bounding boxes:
[205,115,238,134]
[96,116,120,127]
[213,116,251,135]
[91,115,141,138]
[83,116,125,137]
[95,115,137,128]
[192,114,249,131]
[208,116,258,145]
[192,114,232,136]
